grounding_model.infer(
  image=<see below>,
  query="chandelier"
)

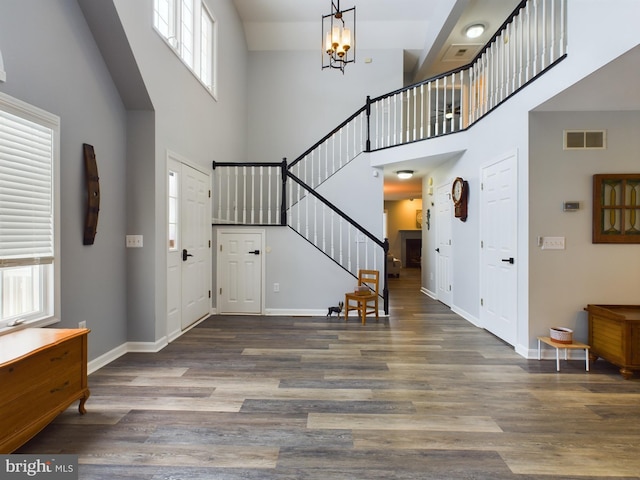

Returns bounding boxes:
[322,1,356,73]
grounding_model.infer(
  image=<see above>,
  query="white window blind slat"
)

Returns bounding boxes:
[0,108,54,263]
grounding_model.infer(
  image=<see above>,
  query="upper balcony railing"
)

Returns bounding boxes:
[369,0,566,150]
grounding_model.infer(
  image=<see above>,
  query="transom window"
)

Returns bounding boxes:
[153,0,217,97]
[0,92,60,332]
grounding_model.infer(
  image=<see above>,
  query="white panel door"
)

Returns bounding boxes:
[181,164,211,329]
[480,152,517,345]
[218,231,263,314]
[436,183,453,306]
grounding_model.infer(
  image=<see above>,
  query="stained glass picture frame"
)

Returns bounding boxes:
[592,174,640,243]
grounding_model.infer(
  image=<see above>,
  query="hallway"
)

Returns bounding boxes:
[18,268,640,479]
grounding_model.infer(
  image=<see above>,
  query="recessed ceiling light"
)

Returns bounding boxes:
[465,24,485,39]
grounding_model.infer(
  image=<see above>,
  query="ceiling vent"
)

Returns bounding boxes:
[441,43,483,63]
[563,130,606,150]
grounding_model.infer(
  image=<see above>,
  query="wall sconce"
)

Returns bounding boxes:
[396,170,413,179]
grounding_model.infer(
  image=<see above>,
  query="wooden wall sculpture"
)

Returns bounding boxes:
[83,143,100,245]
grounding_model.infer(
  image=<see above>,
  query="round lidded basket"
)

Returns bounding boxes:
[550,327,573,344]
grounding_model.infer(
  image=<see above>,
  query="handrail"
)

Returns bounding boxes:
[286,172,385,249]
[288,105,367,169]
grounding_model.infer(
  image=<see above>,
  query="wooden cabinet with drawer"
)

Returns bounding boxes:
[585,305,640,379]
[0,328,90,453]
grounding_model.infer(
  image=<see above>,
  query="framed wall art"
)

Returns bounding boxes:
[592,173,640,244]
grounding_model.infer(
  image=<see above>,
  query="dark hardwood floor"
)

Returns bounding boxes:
[18,268,640,479]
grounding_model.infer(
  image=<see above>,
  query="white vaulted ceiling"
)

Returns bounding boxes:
[231,0,520,81]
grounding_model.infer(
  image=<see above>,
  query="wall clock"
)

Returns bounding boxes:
[451,176,468,221]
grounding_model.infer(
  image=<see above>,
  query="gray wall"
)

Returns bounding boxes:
[247,49,404,164]
[0,0,128,358]
[529,110,640,342]
[112,0,249,342]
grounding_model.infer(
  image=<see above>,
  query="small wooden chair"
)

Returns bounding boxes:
[344,269,380,324]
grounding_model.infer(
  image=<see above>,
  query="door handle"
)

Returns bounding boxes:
[435,248,440,253]
[501,257,515,264]
[182,249,194,261]
[248,250,260,255]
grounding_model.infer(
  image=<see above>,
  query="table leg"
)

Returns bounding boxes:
[585,348,589,371]
[537,339,541,360]
[556,347,560,371]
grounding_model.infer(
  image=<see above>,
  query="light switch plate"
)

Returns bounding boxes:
[126,235,143,248]
[541,236,565,250]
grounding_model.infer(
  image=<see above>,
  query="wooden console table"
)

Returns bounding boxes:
[585,305,640,379]
[0,328,90,453]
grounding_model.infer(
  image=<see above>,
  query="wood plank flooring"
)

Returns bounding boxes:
[18,269,640,479]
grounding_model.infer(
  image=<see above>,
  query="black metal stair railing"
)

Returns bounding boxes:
[211,159,390,314]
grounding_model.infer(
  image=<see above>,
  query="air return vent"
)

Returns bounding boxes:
[563,130,606,150]
[441,44,483,62]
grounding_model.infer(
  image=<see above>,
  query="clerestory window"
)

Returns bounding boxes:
[0,92,60,333]
[153,0,217,97]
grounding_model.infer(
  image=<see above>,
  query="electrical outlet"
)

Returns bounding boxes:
[78,321,87,329]
[273,283,280,292]
[541,236,565,250]
[126,235,143,248]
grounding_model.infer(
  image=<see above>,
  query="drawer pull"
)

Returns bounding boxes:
[50,350,70,362]
[50,381,70,393]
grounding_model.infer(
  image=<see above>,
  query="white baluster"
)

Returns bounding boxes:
[419,84,424,139]
[267,167,272,223]
[549,0,556,65]
[458,70,464,131]
[250,166,255,224]
[322,203,326,253]
[339,217,343,266]
[434,78,439,136]
[442,75,448,134]
[541,0,547,70]
[427,81,432,138]
[560,0,566,57]
[216,170,222,222]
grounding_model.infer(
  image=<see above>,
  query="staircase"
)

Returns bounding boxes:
[212,0,567,314]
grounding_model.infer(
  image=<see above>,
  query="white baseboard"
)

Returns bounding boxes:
[88,314,220,374]
[127,337,168,353]
[421,287,436,299]
[88,337,167,375]
[87,343,128,375]
[451,304,481,328]
[264,308,326,317]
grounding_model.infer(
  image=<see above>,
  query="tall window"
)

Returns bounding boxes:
[0,92,59,331]
[153,0,217,96]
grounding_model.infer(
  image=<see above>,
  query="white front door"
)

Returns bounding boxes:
[166,156,211,339]
[436,183,453,306]
[480,152,517,345]
[181,164,211,329]
[217,230,264,314]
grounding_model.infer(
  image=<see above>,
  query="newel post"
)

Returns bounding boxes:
[365,95,371,152]
[280,158,288,226]
[382,237,389,315]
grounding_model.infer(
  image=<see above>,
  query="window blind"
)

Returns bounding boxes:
[0,108,54,266]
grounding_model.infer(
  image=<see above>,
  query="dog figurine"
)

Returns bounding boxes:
[327,301,344,318]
